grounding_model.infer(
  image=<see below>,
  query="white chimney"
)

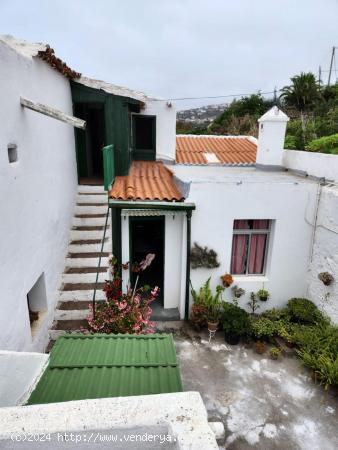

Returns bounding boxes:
[256,106,289,168]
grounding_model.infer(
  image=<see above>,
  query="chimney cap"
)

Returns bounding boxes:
[258,106,289,123]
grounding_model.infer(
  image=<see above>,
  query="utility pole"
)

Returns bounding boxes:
[318,65,322,86]
[328,46,337,86]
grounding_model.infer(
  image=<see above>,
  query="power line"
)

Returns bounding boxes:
[155,89,279,102]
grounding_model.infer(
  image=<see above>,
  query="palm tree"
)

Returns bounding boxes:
[280,72,321,113]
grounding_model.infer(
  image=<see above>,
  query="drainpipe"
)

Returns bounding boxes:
[111,206,122,267]
[184,210,192,321]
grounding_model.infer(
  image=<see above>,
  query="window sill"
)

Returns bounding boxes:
[232,275,268,283]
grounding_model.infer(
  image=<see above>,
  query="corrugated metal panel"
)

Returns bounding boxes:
[176,135,257,165]
[27,334,182,405]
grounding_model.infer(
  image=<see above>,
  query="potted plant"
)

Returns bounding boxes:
[221,302,251,345]
[190,278,224,331]
[254,341,267,354]
[220,273,233,288]
[257,287,270,302]
[269,347,281,360]
[206,285,224,331]
[318,272,334,286]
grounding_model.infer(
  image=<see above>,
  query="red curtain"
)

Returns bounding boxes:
[230,234,248,274]
[248,220,269,274]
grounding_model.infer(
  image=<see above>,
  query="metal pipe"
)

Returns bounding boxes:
[184,211,192,321]
[92,206,110,320]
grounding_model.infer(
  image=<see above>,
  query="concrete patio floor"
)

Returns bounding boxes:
[174,328,338,450]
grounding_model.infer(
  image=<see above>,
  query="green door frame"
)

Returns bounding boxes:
[129,216,165,303]
[132,114,156,161]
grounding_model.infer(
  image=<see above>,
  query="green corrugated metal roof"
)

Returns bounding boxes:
[27,334,182,405]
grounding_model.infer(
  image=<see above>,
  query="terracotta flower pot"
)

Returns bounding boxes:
[207,321,219,332]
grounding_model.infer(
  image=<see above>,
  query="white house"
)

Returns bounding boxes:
[1,35,338,354]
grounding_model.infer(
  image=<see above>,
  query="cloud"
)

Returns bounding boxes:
[0,0,337,109]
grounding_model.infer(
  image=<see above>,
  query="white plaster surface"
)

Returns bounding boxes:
[283,149,338,181]
[0,38,77,351]
[0,351,48,407]
[307,184,338,322]
[256,107,289,167]
[172,165,318,313]
[0,392,218,450]
[140,100,177,161]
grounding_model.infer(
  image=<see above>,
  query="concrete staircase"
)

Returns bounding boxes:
[48,185,111,349]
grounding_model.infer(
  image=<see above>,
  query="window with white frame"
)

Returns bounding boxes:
[230,220,271,275]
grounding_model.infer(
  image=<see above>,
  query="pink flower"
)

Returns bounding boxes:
[139,253,155,271]
[151,286,159,297]
[118,300,127,311]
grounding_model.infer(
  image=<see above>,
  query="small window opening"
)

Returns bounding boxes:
[8,144,18,163]
[27,273,47,332]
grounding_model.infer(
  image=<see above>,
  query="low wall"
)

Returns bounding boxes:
[307,185,338,323]
[0,351,48,407]
[283,150,338,181]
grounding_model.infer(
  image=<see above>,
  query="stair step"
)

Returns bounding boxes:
[62,282,105,291]
[66,257,109,268]
[58,301,93,310]
[52,320,89,331]
[77,202,107,207]
[65,267,108,274]
[78,192,106,196]
[62,271,107,284]
[68,252,109,258]
[78,184,105,191]
[75,214,107,218]
[68,243,110,253]
[72,225,107,231]
[76,195,107,204]
[58,290,106,301]
[70,239,108,245]
[75,205,107,215]
[55,309,90,320]
[70,231,108,241]
[73,217,107,227]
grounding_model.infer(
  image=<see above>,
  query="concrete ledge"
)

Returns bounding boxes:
[0,392,218,449]
[0,351,49,407]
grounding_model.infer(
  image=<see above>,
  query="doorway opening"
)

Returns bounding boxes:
[130,217,165,305]
[74,103,105,184]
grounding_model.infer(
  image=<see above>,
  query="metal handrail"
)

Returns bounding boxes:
[92,205,110,320]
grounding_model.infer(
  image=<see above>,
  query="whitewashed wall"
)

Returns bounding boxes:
[0,351,48,406]
[173,166,318,313]
[307,185,338,323]
[143,100,176,161]
[0,42,77,351]
[283,150,338,181]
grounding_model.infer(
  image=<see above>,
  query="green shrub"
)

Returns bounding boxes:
[284,134,298,149]
[250,317,276,340]
[294,324,338,389]
[262,308,287,321]
[306,133,338,154]
[286,298,324,324]
[221,302,251,336]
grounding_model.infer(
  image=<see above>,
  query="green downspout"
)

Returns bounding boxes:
[184,210,192,321]
[111,207,122,269]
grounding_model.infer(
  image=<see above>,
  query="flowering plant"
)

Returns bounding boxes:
[87,254,159,334]
[221,273,233,288]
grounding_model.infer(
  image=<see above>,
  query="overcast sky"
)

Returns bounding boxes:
[1,0,337,109]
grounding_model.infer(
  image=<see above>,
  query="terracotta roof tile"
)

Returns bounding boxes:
[176,135,257,165]
[109,161,184,202]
